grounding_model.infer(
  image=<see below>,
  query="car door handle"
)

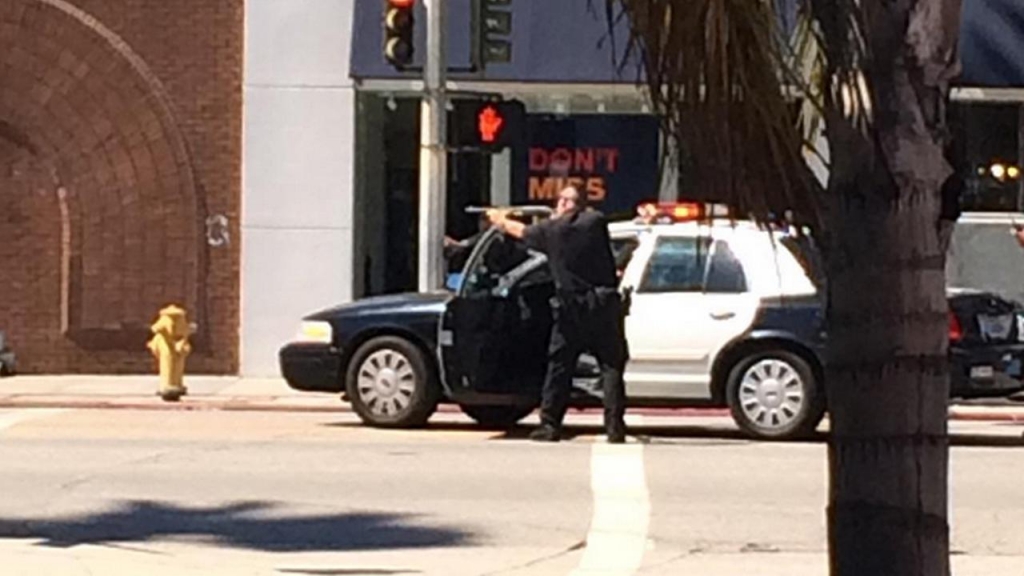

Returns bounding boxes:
[710,311,736,320]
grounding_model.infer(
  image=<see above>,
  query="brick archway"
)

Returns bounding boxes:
[0,0,205,372]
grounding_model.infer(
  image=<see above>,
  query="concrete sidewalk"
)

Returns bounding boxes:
[0,375,343,413]
[2,374,1024,422]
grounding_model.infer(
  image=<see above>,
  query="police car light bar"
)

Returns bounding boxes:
[635,201,731,224]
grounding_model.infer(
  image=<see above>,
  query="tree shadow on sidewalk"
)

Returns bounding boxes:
[0,500,474,551]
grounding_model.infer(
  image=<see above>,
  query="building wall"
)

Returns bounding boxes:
[241,0,357,376]
[0,0,242,373]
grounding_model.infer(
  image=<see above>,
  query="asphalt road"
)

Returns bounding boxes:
[1,408,1023,575]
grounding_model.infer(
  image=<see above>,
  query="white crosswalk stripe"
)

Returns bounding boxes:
[571,441,652,575]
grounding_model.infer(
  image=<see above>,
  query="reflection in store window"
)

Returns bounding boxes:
[951,102,1022,212]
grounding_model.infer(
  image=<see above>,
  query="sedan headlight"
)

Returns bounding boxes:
[296,320,333,344]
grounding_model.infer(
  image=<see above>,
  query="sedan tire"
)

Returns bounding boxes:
[726,350,824,440]
[459,404,535,429]
[345,336,439,428]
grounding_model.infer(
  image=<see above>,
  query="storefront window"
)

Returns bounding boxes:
[353,88,664,297]
[951,101,1022,212]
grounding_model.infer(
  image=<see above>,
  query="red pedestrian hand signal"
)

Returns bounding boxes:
[478,106,504,143]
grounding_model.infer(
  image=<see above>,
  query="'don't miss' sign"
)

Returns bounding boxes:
[528,147,621,203]
[514,115,660,214]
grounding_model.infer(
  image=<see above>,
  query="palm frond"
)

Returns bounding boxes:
[591,0,870,230]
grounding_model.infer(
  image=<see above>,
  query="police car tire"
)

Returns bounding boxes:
[460,404,535,428]
[725,350,824,440]
[345,336,440,428]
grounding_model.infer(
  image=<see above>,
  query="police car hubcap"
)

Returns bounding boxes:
[357,349,417,417]
[739,359,805,429]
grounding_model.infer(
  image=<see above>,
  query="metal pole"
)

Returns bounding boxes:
[418,0,447,291]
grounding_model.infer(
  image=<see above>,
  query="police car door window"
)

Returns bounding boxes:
[461,234,528,297]
[704,241,748,293]
[638,237,709,293]
[611,236,640,279]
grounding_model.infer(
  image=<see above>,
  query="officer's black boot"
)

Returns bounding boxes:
[529,423,561,442]
[606,421,627,444]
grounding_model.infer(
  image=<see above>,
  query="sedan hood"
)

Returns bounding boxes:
[306,291,451,320]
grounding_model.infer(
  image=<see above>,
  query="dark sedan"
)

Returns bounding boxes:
[281,230,550,429]
[0,331,15,376]
[948,288,1024,397]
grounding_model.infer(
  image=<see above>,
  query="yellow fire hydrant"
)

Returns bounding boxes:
[147,305,191,401]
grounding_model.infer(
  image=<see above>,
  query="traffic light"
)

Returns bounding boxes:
[383,0,415,69]
[450,99,526,152]
[473,0,513,67]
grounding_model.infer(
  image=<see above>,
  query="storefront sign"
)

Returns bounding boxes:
[513,115,659,214]
[527,147,620,203]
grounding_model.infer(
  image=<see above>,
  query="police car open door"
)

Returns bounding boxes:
[439,228,554,404]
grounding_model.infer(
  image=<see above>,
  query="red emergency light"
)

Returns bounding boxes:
[635,201,730,224]
[388,0,415,7]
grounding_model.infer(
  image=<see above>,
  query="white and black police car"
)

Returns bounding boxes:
[280,202,1024,440]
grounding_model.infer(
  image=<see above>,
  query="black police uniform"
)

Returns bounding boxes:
[523,208,628,440]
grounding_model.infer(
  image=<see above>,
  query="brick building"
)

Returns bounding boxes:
[0,0,242,373]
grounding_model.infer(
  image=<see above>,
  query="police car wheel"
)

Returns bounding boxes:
[726,350,823,440]
[460,404,535,429]
[345,336,439,428]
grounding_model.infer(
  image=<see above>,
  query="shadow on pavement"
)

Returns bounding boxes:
[323,420,1024,448]
[492,424,773,445]
[950,433,1024,447]
[0,500,473,551]
[324,420,784,444]
[276,565,419,569]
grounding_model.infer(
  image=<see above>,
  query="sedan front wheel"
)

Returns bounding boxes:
[345,336,439,428]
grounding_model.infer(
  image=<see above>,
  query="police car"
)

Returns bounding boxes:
[280,202,1024,440]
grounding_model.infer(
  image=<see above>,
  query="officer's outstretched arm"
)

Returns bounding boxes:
[487,210,527,239]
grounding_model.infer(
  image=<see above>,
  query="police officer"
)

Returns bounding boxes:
[488,185,628,443]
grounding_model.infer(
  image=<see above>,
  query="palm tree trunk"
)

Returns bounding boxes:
[820,3,961,573]
[824,190,950,576]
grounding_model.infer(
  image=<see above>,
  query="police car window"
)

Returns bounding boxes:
[639,237,709,293]
[704,241,747,293]
[611,237,639,277]
[462,234,530,297]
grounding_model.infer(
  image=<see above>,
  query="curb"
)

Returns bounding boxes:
[2,398,1023,422]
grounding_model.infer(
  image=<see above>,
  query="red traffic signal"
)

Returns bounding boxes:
[383,0,415,68]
